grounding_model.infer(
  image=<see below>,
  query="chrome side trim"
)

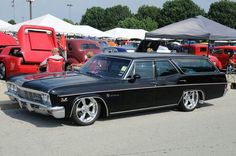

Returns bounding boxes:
[69,96,109,117]
[110,104,178,115]
[59,82,227,97]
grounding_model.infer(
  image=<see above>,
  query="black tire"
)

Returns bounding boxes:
[179,90,199,112]
[72,97,101,126]
[0,62,6,80]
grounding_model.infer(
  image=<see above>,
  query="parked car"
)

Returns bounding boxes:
[66,39,102,70]
[102,46,127,53]
[6,53,227,126]
[211,46,236,69]
[180,44,223,69]
[0,25,58,79]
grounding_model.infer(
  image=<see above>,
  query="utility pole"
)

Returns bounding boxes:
[11,0,15,21]
[67,4,73,20]
[26,0,35,20]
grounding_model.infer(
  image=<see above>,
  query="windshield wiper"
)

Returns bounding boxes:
[86,72,104,78]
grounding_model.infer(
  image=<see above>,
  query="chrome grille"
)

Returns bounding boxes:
[17,87,43,103]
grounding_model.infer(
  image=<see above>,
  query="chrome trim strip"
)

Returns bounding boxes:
[59,82,227,97]
[69,96,109,117]
[110,104,178,115]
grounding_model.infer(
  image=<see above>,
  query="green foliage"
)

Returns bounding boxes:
[103,5,133,30]
[8,19,16,25]
[80,7,106,30]
[136,5,161,22]
[208,0,236,29]
[63,18,74,25]
[118,17,157,31]
[160,0,206,27]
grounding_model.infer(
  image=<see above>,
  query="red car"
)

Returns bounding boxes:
[66,39,102,70]
[211,46,236,69]
[181,44,222,69]
[0,25,58,79]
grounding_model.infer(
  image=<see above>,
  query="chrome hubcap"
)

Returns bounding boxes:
[75,97,98,123]
[183,91,199,110]
[0,63,5,79]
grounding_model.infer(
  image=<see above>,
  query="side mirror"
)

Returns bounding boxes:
[127,74,141,83]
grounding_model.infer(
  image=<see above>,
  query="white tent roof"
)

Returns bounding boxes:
[105,28,147,39]
[0,19,11,29]
[0,14,77,34]
[72,25,111,38]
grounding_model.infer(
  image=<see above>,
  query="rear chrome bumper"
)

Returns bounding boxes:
[5,91,65,119]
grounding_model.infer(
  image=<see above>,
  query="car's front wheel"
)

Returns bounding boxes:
[0,62,6,80]
[72,97,101,126]
[179,90,199,111]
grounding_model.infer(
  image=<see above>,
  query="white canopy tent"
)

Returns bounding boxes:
[0,19,12,30]
[0,14,79,34]
[105,28,147,39]
[73,25,112,38]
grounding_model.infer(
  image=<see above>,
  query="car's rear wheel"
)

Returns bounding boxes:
[179,90,199,111]
[72,97,101,126]
[0,62,6,80]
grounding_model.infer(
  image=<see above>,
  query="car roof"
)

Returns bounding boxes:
[98,52,205,59]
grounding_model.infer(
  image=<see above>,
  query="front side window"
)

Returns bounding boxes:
[173,58,218,73]
[156,60,179,77]
[80,44,99,50]
[134,61,154,79]
[212,49,222,54]
[80,56,130,78]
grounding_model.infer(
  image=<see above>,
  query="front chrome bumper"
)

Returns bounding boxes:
[5,91,65,119]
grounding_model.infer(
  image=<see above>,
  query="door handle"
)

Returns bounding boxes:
[179,79,187,83]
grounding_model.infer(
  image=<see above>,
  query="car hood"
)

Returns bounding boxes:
[10,71,108,93]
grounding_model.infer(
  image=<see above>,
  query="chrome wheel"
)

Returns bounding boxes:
[180,90,199,111]
[72,97,100,126]
[0,63,6,80]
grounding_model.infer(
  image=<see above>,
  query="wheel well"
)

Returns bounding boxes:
[178,90,205,105]
[95,97,109,117]
[197,90,205,103]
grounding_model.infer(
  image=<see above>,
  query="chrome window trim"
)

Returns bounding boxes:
[58,82,227,97]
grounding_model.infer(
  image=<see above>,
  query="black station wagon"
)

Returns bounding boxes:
[5,53,227,126]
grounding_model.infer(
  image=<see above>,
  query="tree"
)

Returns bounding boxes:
[63,18,74,25]
[104,5,132,30]
[118,17,157,31]
[136,5,161,23]
[208,0,236,29]
[160,0,205,27]
[8,19,16,25]
[80,7,106,30]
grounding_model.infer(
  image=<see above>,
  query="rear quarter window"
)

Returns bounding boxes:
[173,58,218,73]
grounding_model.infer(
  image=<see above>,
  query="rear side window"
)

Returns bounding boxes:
[173,58,218,73]
[156,60,179,76]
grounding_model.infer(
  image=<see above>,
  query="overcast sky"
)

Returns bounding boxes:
[0,0,228,23]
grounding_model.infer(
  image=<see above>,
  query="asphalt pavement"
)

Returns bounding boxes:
[0,80,236,156]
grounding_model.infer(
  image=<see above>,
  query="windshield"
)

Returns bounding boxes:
[80,56,131,78]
